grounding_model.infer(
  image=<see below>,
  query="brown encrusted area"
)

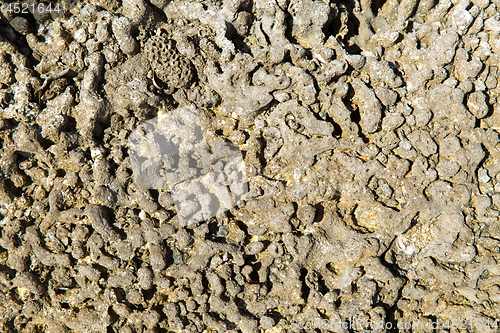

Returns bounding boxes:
[144,33,193,94]
[1,0,500,332]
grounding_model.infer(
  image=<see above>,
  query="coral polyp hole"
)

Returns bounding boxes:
[371,0,387,16]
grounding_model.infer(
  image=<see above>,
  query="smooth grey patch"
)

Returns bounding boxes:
[129,106,248,226]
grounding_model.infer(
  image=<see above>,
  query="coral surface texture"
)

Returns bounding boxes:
[1,0,500,332]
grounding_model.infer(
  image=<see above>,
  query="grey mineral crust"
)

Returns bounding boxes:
[1,0,500,332]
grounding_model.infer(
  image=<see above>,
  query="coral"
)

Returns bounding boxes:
[1,0,500,331]
[144,33,193,94]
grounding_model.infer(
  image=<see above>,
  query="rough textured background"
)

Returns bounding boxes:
[1,0,500,331]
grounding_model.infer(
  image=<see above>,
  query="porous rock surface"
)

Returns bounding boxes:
[1,0,500,332]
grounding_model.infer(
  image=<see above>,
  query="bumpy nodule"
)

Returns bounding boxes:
[144,34,193,93]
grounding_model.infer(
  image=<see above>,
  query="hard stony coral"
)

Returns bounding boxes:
[144,33,193,94]
[2,0,500,331]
